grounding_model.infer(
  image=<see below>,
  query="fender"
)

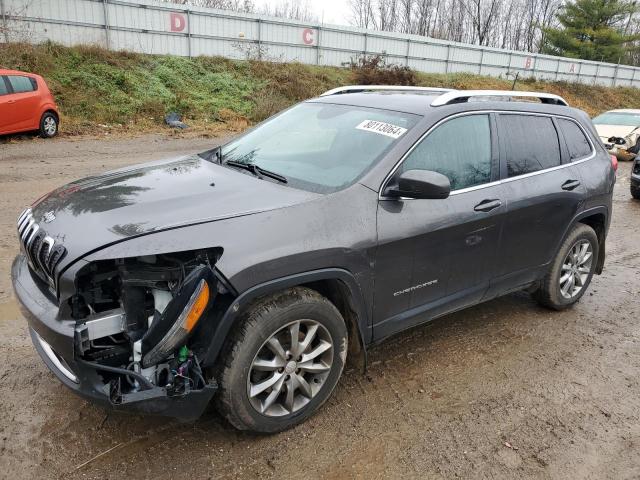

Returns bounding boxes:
[200,268,371,367]
[553,205,609,274]
[39,102,58,114]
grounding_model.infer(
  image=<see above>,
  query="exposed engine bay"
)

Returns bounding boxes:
[69,249,227,409]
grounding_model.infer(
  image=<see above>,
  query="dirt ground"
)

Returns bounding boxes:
[0,133,639,480]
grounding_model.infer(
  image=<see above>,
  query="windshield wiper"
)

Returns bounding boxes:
[225,160,288,184]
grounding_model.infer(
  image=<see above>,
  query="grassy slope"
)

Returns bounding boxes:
[1,42,640,136]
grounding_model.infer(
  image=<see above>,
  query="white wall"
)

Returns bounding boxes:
[2,0,639,87]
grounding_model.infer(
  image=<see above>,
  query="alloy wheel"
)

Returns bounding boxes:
[44,116,57,136]
[247,319,333,417]
[559,239,593,299]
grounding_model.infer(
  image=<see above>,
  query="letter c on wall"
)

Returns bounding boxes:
[170,13,187,32]
[302,28,315,45]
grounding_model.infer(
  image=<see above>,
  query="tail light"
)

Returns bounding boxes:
[611,155,618,172]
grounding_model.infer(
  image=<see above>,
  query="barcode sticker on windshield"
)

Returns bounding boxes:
[356,120,407,139]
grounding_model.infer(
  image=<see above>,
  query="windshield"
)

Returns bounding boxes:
[219,102,420,193]
[592,112,640,127]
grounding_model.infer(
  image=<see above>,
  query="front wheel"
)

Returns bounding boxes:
[39,112,59,138]
[632,184,640,200]
[533,224,599,310]
[216,287,347,433]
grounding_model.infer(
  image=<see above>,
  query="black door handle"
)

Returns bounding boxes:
[562,179,581,191]
[474,199,502,212]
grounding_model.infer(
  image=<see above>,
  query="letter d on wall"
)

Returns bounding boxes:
[170,13,186,32]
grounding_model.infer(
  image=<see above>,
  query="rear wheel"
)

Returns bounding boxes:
[534,224,598,310]
[39,112,58,138]
[216,287,347,433]
[632,184,640,200]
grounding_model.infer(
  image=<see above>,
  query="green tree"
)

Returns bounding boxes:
[542,0,639,62]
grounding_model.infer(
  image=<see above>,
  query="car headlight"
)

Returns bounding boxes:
[141,265,215,367]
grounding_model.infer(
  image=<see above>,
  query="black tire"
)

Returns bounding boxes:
[39,111,59,138]
[632,184,640,200]
[215,287,347,433]
[533,224,599,310]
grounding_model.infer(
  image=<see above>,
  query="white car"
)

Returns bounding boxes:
[593,109,640,161]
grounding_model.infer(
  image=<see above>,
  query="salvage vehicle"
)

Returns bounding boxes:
[593,109,640,161]
[12,86,616,433]
[631,155,640,199]
[0,69,59,138]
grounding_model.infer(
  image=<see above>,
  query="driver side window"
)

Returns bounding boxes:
[400,114,492,191]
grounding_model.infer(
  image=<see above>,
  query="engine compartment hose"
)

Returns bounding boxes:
[77,358,155,389]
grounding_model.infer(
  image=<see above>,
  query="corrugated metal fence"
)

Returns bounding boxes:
[2,0,640,88]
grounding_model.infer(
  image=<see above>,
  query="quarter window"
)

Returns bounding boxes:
[0,77,8,96]
[502,115,561,177]
[557,118,592,160]
[7,75,37,93]
[400,114,492,191]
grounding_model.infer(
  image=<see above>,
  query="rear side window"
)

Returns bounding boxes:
[502,115,561,177]
[0,77,8,96]
[7,75,37,93]
[400,114,492,190]
[557,118,592,160]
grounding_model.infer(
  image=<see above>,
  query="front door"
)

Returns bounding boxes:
[374,113,505,340]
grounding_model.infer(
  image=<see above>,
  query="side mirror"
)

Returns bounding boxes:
[384,169,451,199]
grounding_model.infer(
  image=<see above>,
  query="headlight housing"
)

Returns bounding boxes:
[141,265,216,367]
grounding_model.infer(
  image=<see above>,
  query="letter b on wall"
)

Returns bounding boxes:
[170,13,187,32]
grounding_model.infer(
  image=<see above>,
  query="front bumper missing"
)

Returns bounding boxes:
[12,255,217,421]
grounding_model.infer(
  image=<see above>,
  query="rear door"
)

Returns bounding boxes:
[0,76,13,132]
[5,75,40,131]
[555,117,609,211]
[491,113,586,292]
[374,113,506,339]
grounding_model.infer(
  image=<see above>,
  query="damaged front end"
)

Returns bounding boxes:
[16,248,232,421]
[605,134,640,161]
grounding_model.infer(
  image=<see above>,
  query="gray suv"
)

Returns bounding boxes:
[12,86,616,433]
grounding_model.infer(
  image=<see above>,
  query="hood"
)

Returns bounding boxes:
[29,155,319,262]
[594,124,640,141]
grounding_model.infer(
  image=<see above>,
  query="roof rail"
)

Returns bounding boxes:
[431,90,569,107]
[320,85,453,96]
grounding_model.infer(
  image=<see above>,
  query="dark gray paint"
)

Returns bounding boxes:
[17,92,615,360]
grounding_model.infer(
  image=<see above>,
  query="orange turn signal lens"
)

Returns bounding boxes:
[184,280,210,332]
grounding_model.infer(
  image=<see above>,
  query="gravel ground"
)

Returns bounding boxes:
[0,134,639,480]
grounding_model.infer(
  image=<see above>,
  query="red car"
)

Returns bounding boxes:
[0,69,59,138]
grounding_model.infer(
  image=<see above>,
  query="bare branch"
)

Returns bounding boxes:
[345,0,564,52]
